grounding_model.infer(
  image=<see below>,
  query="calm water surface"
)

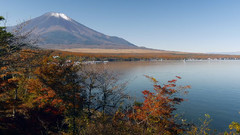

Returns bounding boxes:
[106,60,240,131]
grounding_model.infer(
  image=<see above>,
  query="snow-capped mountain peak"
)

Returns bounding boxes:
[50,12,71,21]
[9,12,136,49]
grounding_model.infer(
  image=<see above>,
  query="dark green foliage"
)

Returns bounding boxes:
[0,16,14,57]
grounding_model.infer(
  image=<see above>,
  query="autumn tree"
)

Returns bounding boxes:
[78,75,191,135]
[128,76,191,134]
[35,56,84,134]
[225,122,240,135]
[0,16,39,118]
[0,16,57,134]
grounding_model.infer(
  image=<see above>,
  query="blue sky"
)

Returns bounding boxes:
[1,0,240,53]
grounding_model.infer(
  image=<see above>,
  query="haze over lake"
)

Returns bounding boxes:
[105,60,240,131]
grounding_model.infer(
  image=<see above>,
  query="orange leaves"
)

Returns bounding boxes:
[142,90,152,96]
[47,89,56,98]
[128,76,191,134]
[164,84,176,88]
[19,49,40,61]
[25,78,63,109]
[34,88,59,108]
[26,79,44,95]
[7,77,18,83]
[0,66,7,70]
[18,75,66,113]
[176,76,181,79]
[168,79,177,83]
[52,99,63,105]
[184,85,191,89]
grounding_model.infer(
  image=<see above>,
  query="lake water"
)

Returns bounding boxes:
[106,60,240,131]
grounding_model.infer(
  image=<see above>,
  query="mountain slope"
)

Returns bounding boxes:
[10,12,137,49]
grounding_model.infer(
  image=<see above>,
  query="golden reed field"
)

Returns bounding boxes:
[54,48,240,60]
[59,48,186,54]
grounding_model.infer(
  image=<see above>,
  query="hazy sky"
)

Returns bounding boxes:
[1,0,240,53]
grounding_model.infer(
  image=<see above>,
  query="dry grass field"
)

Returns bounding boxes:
[52,48,240,60]
[59,48,188,54]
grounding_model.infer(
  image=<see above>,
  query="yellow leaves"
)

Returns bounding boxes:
[229,122,240,133]
[144,75,158,83]
[205,114,210,119]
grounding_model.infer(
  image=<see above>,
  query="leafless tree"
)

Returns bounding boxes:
[80,64,129,117]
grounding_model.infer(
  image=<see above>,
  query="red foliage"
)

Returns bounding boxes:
[128,76,190,134]
[176,76,182,79]
[168,79,177,83]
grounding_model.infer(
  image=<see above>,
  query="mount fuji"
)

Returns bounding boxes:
[9,12,137,49]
